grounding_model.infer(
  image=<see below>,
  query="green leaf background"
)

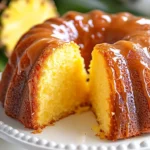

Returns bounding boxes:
[0,48,7,72]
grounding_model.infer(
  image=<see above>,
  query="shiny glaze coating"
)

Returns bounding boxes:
[96,43,140,140]
[95,35,150,140]
[115,41,150,135]
[15,10,150,69]
[0,10,150,138]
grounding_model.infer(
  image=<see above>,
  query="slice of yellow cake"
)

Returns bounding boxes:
[34,42,89,127]
[89,43,141,140]
[2,39,89,129]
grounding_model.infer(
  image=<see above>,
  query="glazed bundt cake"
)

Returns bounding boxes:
[1,10,150,140]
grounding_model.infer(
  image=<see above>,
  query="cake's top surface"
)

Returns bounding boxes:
[14,10,150,69]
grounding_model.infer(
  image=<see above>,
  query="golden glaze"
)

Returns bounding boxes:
[1,10,150,139]
[96,37,150,140]
[96,43,140,140]
[14,10,150,69]
[17,10,150,69]
[115,41,150,134]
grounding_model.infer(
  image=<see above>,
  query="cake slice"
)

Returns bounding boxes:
[89,43,140,140]
[4,41,88,129]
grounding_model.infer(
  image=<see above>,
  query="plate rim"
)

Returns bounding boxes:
[0,74,150,150]
[0,116,150,150]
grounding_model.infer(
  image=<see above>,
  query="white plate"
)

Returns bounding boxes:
[0,138,26,150]
[0,73,150,150]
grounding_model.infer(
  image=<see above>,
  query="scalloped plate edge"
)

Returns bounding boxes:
[0,119,150,150]
[0,72,150,150]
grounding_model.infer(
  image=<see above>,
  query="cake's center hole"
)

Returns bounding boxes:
[77,28,127,70]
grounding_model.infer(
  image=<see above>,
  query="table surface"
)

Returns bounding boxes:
[0,138,26,150]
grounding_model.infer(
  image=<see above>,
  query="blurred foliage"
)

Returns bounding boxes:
[0,0,146,72]
[0,47,7,72]
[0,0,9,72]
[54,0,145,16]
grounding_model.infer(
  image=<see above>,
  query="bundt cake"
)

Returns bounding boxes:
[1,10,150,140]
